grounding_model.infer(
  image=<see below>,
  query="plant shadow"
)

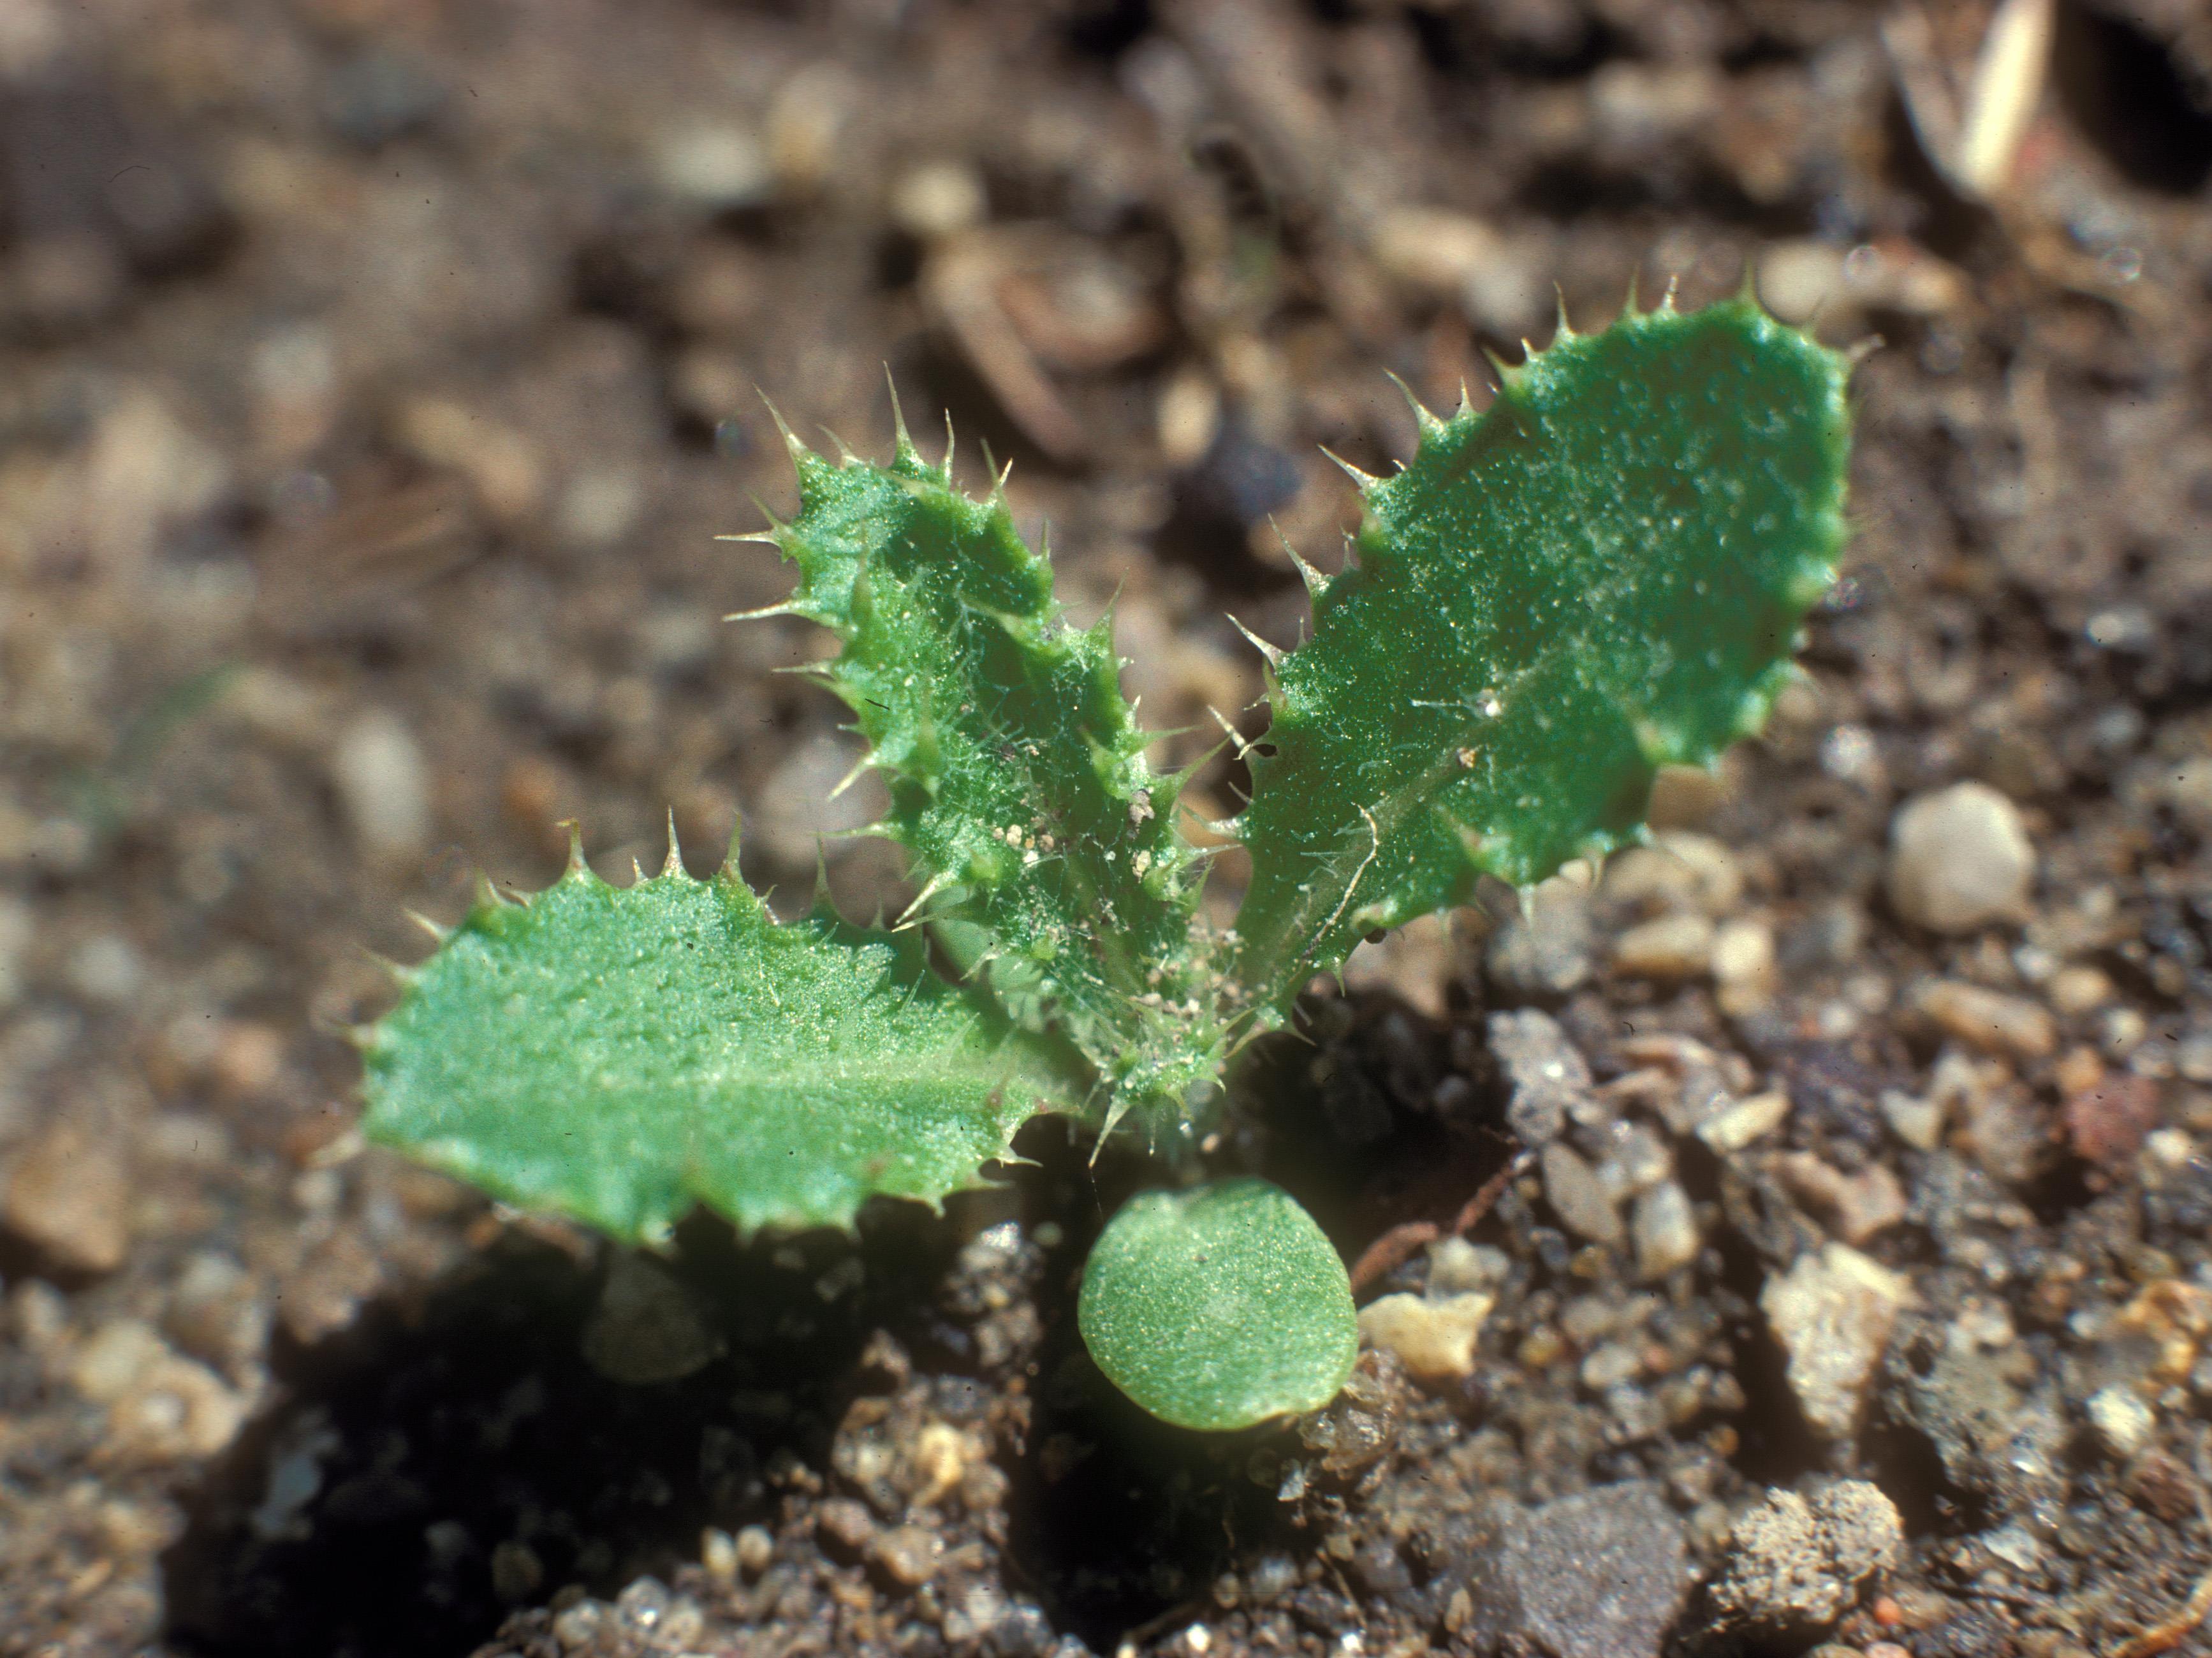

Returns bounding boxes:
[161,1207,958,1658]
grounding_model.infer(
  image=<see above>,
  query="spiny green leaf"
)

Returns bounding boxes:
[1078,1178,1357,1431]
[361,853,1083,1244]
[1231,297,1850,1013]
[759,423,1229,1120]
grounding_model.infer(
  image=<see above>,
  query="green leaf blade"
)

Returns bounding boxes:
[362,861,1081,1243]
[770,437,1229,1117]
[1233,298,1850,1010]
[1078,1178,1357,1432]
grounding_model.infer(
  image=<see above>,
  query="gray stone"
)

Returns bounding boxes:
[1489,1008,1595,1147]
[1886,781,2034,934]
[1486,876,1594,997]
[1469,1481,1692,1658]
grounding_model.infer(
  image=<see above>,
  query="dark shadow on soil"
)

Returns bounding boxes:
[162,1210,961,1658]
[2055,0,2212,194]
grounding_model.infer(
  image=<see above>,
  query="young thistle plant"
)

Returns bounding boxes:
[362,294,1852,1432]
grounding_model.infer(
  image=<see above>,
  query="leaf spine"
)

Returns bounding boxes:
[760,396,809,466]
[1319,446,1382,495]
[1226,613,1287,670]
[1384,370,1446,442]
[884,365,917,460]
[895,869,955,928]
[1282,539,1330,601]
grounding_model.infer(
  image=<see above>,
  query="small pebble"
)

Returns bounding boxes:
[1711,1482,1903,1628]
[2087,1384,2156,1459]
[2049,964,2113,1015]
[1697,1089,1791,1154]
[0,895,27,1009]
[1915,979,2056,1059]
[491,1539,544,1601]
[1886,782,2034,934]
[735,1523,774,1576]
[1613,911,1713,979]
[580,1252,722,1384]
[1490,1009,1598,1146]
[1879,1088,1944,1152]
[1472,1481,1690,1658]
[871,1523,944,1587]
[1711,917,1776,1011]
[1543,1141,1624,1247]
[1426,1235,1507,1295]
[1580,1341,1642,1390]
[701,1527,738,1583]
[1603,832,1743,916]
[1486,878,1595,997]
[331,708,432,864]
[1357,1291,1493,1382]
[1597,1122,1673,1199]
[890,160,986,240]
[1775,1154,1908,1245]
[816,1497,876,1556]
[1762,1244,1914,1439]
[66,931,142,1005]
[4,1117,131,1273]
[651,122,773,210]
[1631,1180,1699,1279]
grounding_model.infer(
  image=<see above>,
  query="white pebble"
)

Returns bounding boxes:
[2088,1385,2155,1459]
[332,708,432,863]
[1761,1244,1914,1439]
[1886,781,2034,934]
[1358,1291,1493,1381]
[1632,1181,1700,1280]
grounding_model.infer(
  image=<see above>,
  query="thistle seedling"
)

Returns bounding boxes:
[362,294,1850,1432]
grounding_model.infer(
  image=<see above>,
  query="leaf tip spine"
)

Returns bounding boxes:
[662,809,685,877]
[1318,446,1382,496]
[1226,613,1287,670]
[884,364,917,460]
[1383,370,1446,442]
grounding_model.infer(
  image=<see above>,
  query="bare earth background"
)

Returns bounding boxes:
[4,1,2212,1655]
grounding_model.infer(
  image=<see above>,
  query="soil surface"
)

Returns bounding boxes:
[5,1,2212,1655]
